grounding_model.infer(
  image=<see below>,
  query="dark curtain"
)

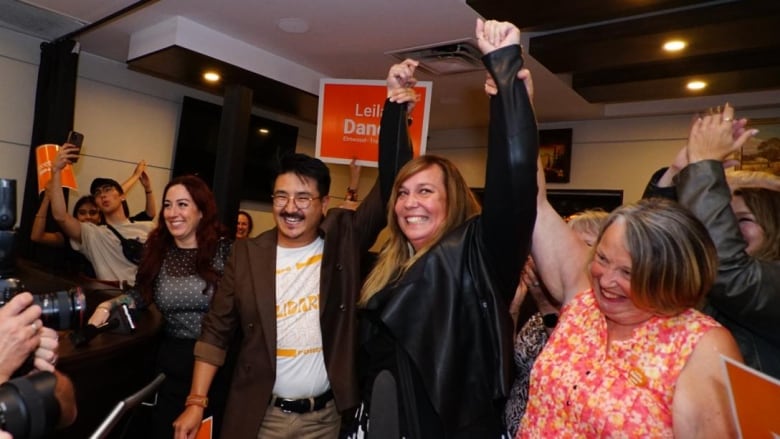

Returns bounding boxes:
[17,39,79,271]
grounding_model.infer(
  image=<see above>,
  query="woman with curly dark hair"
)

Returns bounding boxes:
[87,174,234,438]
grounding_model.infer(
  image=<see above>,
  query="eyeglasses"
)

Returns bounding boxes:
[271,194,320,209]
[77,209,99,216]
[92,185,117,197]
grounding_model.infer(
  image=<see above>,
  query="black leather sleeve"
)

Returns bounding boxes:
[676,160,780,345]
[353,99,413,252]
[641,167,678,201]
[378,100,414,204]
[481,45,538,300]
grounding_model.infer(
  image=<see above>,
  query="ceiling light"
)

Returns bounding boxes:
[663,40,687,52]
[258,128,269,134]
[277,18,309,34]
[203,71,221,82]
[686,80,707,91]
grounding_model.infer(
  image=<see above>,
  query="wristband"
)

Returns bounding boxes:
[185,394,208,408]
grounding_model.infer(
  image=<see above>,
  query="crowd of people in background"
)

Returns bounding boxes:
[6,17,779,439]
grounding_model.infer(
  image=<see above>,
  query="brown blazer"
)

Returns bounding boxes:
[195,192,396,439]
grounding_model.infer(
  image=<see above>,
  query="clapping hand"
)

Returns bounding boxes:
[687,103,756,164]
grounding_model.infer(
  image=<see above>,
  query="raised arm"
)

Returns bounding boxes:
[352,60,417,250]
[48,144,82,243]
[378,59,418,202]
[675,105,780,343]
[30,194,65,247]
[531,158,591,305]
[122,160,156,219]
[476,19,538,298]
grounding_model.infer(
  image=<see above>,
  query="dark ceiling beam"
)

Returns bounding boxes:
[575,65,780,102]
[573,46,780,87]
[54,0,158,43]
[127,46,319,123]
[466,0,716,31]
[530,4,780,73]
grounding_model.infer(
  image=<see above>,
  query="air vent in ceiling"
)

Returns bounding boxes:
[387,39,483,75]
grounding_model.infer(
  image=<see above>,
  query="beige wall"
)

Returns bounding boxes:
[2,25,779,238]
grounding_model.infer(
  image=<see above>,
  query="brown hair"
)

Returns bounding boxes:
[359,155,480,306]
[136,175,227,305]
[733,187,780,260]
[596,198,717,315]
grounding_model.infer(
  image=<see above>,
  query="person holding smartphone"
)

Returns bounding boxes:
[47,144,154,286]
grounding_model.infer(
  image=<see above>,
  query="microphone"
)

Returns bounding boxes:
[69,304,136,347]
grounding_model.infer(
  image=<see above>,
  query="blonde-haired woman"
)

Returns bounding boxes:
[352,19,538,438]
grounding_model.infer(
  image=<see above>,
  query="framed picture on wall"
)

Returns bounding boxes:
[741,118,780,176]
[540,128,573,183]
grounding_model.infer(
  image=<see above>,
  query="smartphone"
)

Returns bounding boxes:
[66,130,84,163]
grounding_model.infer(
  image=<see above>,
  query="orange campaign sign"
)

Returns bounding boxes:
[36,144,77,194]
[195,416,213,439]
[721,355,780,438]
[315,78,432,167]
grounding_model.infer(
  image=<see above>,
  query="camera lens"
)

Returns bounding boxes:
[0,277,23,307]
[0,372,59,439]
[32,287,86,330]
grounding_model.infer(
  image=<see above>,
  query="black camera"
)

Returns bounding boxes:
[0,279,86,330]
[0,372,60,439]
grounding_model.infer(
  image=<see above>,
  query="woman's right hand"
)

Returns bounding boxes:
[173,406,205,439]
[386,59,420,111]
[53,144,79,172]
[87,301,113,327]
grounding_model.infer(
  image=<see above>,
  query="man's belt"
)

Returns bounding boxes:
[271,389,334,414]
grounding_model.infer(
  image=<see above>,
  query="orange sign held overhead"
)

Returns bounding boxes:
[36,144,77,194]
[315,79,432,167]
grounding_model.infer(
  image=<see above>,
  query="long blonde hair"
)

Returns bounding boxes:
[359,155,480,306]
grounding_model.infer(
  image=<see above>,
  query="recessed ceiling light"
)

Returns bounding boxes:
[686,80,707,91]
[258,128,270,134]
[277,17,309,34]
[663,40,687,52]
[203,71,221,82]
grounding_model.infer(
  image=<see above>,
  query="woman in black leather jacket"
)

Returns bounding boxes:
[645,104,780,378]
[351,19,537,438]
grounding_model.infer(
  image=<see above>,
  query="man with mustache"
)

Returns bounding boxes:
[173,59,418,439]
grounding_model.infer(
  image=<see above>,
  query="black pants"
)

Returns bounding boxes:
[150,336,235,439]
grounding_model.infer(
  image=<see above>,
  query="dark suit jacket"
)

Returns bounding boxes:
[195,101,412,439]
